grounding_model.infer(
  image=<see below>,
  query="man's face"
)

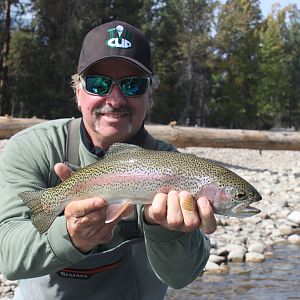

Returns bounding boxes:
[76,59,150,149]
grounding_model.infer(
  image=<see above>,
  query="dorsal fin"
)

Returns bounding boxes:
[105,143,142,158]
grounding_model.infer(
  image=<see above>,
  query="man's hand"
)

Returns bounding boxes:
[144,191,217,234]
[54,163,133,253]
[64,197,121,253]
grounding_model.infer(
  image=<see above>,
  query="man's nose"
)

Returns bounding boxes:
[105,84,127,106]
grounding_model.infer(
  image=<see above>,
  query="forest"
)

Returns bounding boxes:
[0,0,299,130]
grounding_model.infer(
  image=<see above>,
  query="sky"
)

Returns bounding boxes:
[260,0,299,16]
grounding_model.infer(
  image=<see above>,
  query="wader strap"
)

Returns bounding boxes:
[66,118,81,167]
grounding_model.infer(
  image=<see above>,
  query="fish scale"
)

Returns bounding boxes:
[19,143,262,234]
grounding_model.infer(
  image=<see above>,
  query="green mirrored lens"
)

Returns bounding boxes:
[120,77,148,96]
[83,76,149,97]
[85,76,112,95]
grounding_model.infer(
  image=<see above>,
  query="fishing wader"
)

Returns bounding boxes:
[14,118,168,300]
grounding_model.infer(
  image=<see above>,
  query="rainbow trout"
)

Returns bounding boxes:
[19,143,262,234]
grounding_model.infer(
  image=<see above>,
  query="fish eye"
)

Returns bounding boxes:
[235,191,246,199]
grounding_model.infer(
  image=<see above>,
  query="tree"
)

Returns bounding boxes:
[211,0,262,129]
[178,0,217,126]
[255,4,300,129]
[283,5,300,128]
[144,0,186,124]
[0,0,11,115]
[255,8,289,128]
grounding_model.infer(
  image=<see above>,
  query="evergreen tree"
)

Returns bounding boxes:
[145,0,186,124]
[255,8,289,128]
[255,4,300,129]
[211,0,262,129]
[178,0,216,126]
[283,5,300,128]
[0,0,11,115]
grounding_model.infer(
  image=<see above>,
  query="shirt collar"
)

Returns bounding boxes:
[80,119,147,158]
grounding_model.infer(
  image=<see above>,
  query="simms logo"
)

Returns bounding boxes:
[58,270,90,280]
[106,25,132,49]
[57,260,121,280]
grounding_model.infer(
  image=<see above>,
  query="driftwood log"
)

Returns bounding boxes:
[146,125,299,151]
[0,116,46,138]
[0,116,299,151]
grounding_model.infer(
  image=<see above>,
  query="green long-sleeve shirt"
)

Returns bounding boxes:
[0,118,210,299]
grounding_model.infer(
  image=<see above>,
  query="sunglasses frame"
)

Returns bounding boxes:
[79,75,151,97]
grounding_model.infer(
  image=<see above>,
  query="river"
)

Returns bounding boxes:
[165,244,300,300]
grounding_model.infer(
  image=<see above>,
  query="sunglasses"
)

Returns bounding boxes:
[80,75,151,97]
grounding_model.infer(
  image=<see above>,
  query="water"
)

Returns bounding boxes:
[165,244,300,300]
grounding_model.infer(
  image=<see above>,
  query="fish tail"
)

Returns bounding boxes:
[19,189,58,234]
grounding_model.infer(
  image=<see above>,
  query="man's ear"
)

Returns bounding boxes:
[76,86,82,108]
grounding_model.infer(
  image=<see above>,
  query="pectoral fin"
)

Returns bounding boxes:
[105,201,131,223]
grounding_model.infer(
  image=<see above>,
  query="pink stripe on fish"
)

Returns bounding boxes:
[70,172,177,194]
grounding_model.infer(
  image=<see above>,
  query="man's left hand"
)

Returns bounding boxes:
[144,191,217,234]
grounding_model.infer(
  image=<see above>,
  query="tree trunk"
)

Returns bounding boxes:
[0,117,299,151]
[0,0,11,116]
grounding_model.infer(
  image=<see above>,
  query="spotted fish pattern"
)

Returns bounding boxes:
[19,143,262,234]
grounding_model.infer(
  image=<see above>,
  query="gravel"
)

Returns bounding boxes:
[0,139,299,297]
[179,146,300,272]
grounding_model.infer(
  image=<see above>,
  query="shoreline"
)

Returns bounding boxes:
[179,146,300,273]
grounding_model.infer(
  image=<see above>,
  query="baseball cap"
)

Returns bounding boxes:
[77,20,153,75]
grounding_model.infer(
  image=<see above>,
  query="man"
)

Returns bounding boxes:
[0,20,216,300]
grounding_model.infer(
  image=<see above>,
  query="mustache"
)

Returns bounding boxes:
[94,105,133,116]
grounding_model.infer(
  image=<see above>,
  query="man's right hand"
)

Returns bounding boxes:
[64,197,121,253]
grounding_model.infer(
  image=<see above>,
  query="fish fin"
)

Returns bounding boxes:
[105,143,141,158]
[105,201,131,223]
[182,194,198,212]
[19,189,59,234]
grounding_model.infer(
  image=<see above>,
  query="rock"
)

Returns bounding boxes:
[288,234,300,245]
[209,254,226,264]
[269,229,282,238]
[264,251,274,258]
[209,248,218,255]
[204,261,229,274]
[3,279,18,286]
[0,273,7,283]
[278,224,293,235]
[261,219,275,230]
[204,260,221,272]
[228,249,245,262]
[278,224,293,236]
[273,237,287,244]
[276,208,292,218]
[262,188,272,196]
[245,252,265,263]
[0,285,13,293]
[288,211,300,224]
[226,244,247,253]
[248,242,266,254]
[217,247,229,257]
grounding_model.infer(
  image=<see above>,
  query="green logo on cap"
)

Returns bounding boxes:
[106,25,132,49]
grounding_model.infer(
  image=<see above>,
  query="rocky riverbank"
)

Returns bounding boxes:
[179,146,300,274]
[0,139,299,298]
